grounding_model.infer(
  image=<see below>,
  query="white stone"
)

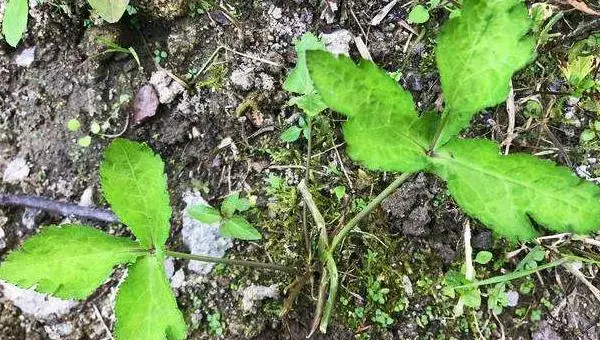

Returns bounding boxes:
[149,69,185,104]
[230,67,255,91]
[3,157,30,183]
[269,6,282,20]
[507,290,519,307]
[78,186,94,207]
[181,192,232,274]
[14,47,36,67]
[0,281,78,319]
[0,227,5,250]
[241,284,279,312]
[171,269,185,289]
[321,30,353,56]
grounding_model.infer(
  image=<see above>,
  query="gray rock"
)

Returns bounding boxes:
[321,30,353,56]
[241,284,279,312]
[0,226,5,250]
[532,321,562,340]
[507,290,519,307]
[14,47,36,67]
[0,281,78,320]
[78,186,94,207]
[230,67,255,91]
[164,257,175,278]
[181,192,232,274]
[149,69,185,104]
[171,269,185,289]
[3,157,30,183]
[45,322,74,340]
[22,208,43,230]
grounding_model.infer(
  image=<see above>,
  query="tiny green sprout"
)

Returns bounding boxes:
[333,185,346,201]
[280,116,310,142]
[77,135,92,147]
[206,311,224,336]
[407,5,430,24]
[67,119,81,132]
[188,192,261,241]
[153,49,168,64]
[487,283,508,315]
[530,309,542,322]
[126,4,138,15]
[372,309,394,328]
[474,251,493,265]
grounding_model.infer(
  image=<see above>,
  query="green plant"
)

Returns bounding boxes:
[153,49,168,64]
[293,0,600,333]
[305,0,600,240]
[0,138,291,340]
[206,311,224,336]
[94,37,141,68]
[280,116,310,142]
[2,0,130,47]
[188,192,261,240]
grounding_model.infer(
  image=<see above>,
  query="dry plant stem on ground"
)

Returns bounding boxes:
[0,194,295,273]
[297,172,413,333]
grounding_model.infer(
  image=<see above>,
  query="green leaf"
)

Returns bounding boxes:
[220,216,261,240]
[288,93,328,117]
[307,50,431,172]
[408,5,430,24]
[0,225,142,300]
[221,192,251,217]
[435,0,535,145]
[432,139,600,240]
[67,119,81,132]
[284,32,327,95]
[115,254,187,340]
[474,251,493,265]
[100,138,171,249]
[284,33,329,117]
[280,126,302,142]
[88,0,130,23]
[188,205,222,224]
[2,0,28,47]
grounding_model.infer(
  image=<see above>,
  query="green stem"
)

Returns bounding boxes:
[428,110,450,152]
[302,116,314,264]
[329,172,413,253]
[165,250,297,274]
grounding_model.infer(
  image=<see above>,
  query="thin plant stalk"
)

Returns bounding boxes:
[165,250,296,274]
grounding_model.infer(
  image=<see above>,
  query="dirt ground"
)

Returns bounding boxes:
[1,0,600,339]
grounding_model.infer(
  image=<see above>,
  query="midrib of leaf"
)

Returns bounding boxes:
[433,152,585,210]
[119,142,158,247]
[32,249,144,267]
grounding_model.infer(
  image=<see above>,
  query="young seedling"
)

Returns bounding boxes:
[188,192,261,240]
[2,0,130,47]
[295,0,600,333]
[280,116,310,142]
[0,138,291,340]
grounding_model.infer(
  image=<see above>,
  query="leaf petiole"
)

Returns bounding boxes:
[165,250,297,274]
